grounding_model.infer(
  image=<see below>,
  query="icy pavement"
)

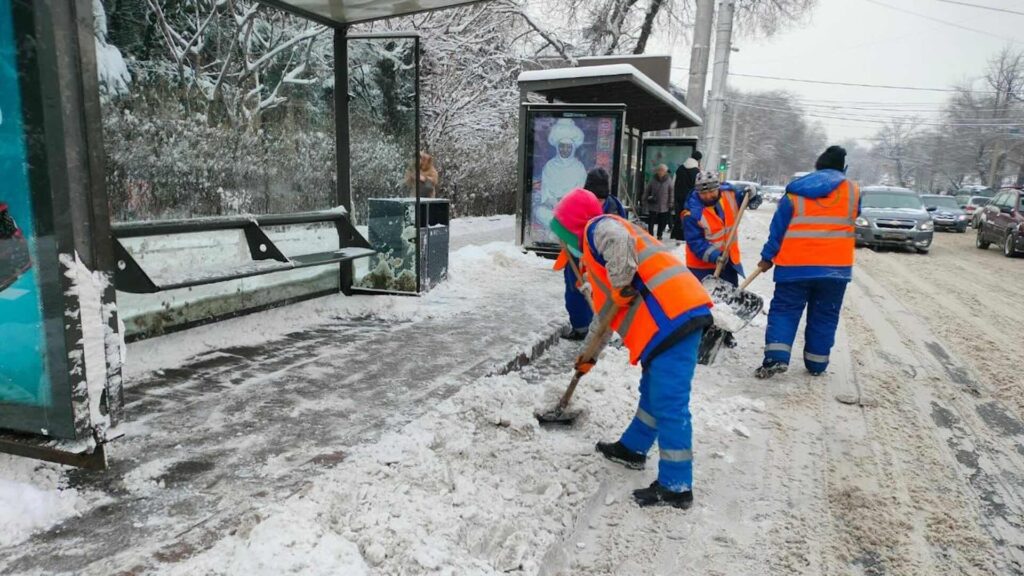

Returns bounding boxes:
[0,241,564,574]
[3,210,1024,575]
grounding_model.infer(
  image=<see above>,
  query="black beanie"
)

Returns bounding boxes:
[815,145,847,172]
[584,168,610,199]
[692,150,703,161]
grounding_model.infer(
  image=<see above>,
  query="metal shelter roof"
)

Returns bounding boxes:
[258,0,491,26]
[517,64,702,133]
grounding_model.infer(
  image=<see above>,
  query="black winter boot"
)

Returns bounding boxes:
[560,326,588,341]
[633,481,693,509]
[755,359,788,379]
[596,441,646,470]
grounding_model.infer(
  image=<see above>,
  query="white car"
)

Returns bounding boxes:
[761,185,785,202]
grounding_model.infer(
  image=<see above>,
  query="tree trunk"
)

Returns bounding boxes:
[633,0,665,54]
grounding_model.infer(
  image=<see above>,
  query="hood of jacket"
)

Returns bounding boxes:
[683,157,699,170]
[785,169,846,199]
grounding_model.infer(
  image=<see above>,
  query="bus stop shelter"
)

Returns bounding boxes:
[515,63,702,254]
[0,0,493,468]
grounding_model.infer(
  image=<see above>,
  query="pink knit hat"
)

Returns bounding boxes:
[550,188,604,254]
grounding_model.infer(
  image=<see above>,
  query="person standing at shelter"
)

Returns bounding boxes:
[550,188,713,509]
[683,171,746,286]
[405,151,440,198]
[555,168,624,340]
[754,146,860,379]
[644,164,673,240]
[672,150,702,240]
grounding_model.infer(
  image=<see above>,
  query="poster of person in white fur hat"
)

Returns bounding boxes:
[528,113,619,246]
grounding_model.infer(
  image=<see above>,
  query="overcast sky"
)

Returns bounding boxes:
[652,0,1024,144]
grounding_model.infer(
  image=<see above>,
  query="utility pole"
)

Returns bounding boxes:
[685,0,715,137]
[727,104,739,179]
[703,0,735,173]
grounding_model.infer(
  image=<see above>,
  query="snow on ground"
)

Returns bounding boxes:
[124,235,535,380]
[5,207,1023,575]
[0,455,107,547]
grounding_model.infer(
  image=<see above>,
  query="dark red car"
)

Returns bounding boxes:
[976,188,1024,257]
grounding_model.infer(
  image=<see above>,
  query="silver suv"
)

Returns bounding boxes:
[854,186,934,254]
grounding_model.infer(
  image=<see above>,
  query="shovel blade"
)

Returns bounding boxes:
[535,408,581,426]
[701,276,764,331]
[697,325,727,365]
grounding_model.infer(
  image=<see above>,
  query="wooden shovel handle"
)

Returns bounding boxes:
[556,294,634,411]
[560,240,593,309]
[737,266,764,291]
[714,189,752,278]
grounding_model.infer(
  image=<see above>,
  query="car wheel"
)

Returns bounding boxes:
[1004,233,1018,257]
[976,227,991,249]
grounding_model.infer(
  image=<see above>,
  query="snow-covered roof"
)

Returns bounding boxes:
[517,64,702,131]
[261,0,491,26]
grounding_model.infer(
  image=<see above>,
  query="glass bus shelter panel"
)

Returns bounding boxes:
[0,1,78,438]
[347,36,420,294]
[100,3,343,332]
[638,137,697,214]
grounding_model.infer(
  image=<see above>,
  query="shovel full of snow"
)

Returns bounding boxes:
[697,192,764,364]
[535,293,632,427]
[698,267,767,365]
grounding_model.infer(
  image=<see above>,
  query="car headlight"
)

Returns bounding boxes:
[957,214,968,220]
[919,220,934,231]
[855,216,869,227]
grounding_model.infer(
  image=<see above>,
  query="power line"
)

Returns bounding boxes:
[729,72,994,93]
[727,100,1024,127]
[927,0,1024,17]
[669,65,994,93]
[862,0,1023,44]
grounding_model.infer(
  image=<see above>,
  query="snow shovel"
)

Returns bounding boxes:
[697,268,766,365]
[700,189,752,305]
[535,294,630,427]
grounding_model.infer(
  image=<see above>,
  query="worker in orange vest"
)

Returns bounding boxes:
[683,171,746,286]
[554,169,626,340]
[550,188,713,509]
[755,146,860,379]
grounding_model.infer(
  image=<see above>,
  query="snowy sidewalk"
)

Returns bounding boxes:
[0,241,565,575]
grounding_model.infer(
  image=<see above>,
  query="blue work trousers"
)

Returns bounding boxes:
[764,279,848,373]
[619,329,701,492]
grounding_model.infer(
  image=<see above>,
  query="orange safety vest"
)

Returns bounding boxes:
[685,189,742,270]
[775,180,860,268]
[582,215,713,365]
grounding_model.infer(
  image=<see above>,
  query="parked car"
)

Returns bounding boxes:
[976,188,1024,257]
[970,199,991,228]
[762,185,786,203]
[957,196,991,227]
[855,186,933,254]
[920,194,969,232]
[730,181,763,209]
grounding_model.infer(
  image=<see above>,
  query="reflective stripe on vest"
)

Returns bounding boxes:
[685,190,742,270]
[775,180,860,268]
[582,215,713,365]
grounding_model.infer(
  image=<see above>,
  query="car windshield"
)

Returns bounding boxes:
[924,196,959,209]
[971,197,990,206]
[862,192,923,209]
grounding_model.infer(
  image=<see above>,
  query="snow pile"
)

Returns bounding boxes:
[164,501,369,576]
[157,341,767,575]
[0,455,99,547]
